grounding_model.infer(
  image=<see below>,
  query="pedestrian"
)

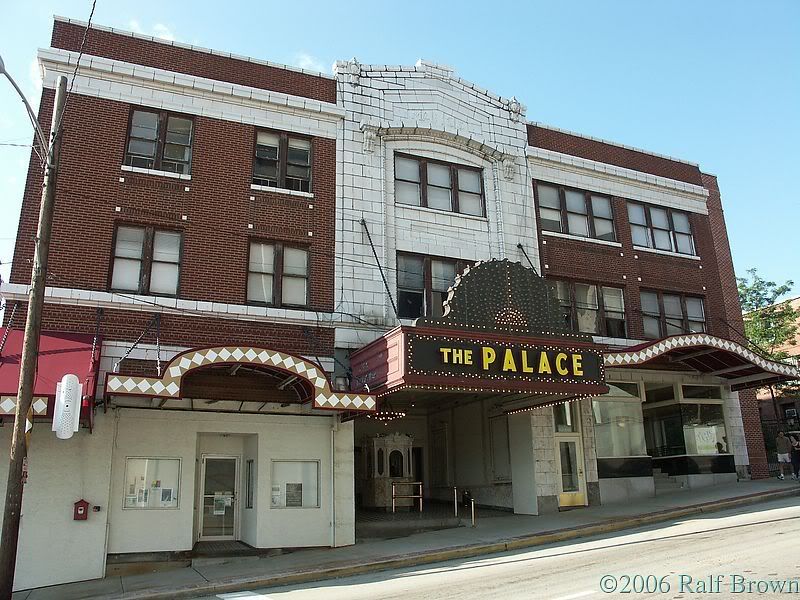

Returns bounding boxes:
[790,434,800,481]
[775,430,792,480]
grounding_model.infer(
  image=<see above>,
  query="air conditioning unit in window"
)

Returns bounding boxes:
[785,408,798,418]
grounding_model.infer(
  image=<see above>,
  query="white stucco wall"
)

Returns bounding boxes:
[240,434,259,546]
[107,409,352,554]
[508,412,538,514]
[0,414,114,591]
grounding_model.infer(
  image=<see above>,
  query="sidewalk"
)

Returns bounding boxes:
[13,479,800,600]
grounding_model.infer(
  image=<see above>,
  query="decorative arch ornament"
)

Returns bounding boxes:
[105,345,376,412]
[415,258,589,341]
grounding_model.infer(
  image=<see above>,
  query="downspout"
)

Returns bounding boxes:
[330,415,338,548]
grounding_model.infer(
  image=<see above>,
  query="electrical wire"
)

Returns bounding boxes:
[55,0,97,137]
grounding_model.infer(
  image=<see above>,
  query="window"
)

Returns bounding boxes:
[253,130,312,192]
[554,402,579,433]
[593,383,646,458]
[245,459,255,509]
[548,279,627,337]
[535,182,616,241]
[639,291,706,338]
[270,461,319,508]
[124,109,193,174]
[627,202,695,255]
[248,242,309,307]
[394,153,485,216]
[111,225,182,296]
[397,253,466,319]
[123,457,181,509]
[642,382,728,457]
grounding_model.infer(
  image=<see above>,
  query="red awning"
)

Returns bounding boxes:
[0,328,100,425]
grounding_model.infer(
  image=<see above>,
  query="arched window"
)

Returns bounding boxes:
[377,449,384,475]
[389,450,404,478]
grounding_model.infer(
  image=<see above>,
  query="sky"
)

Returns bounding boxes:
[1,0,798,299]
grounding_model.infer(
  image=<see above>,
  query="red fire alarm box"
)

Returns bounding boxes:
[73,499,89,521]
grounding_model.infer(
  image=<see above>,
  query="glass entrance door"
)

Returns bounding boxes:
[199,456,238,540]
[556,437,587,507]
[554,402,587,508]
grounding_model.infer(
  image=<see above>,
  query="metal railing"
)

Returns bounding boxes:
[453,487,476,527]
[391,481,423,513]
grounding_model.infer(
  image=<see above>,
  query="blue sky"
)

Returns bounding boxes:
[1,0,798,297]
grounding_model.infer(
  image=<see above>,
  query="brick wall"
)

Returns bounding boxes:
[528,125,703,186]
[9,92,336,313]
[51,20,336,103]
[703,172,769,478]
[537,191,724,340]
[3,303,334,358]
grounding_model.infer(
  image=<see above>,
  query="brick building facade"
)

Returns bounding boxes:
[1,17,797,592]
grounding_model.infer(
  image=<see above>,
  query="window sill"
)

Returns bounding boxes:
[395,203,488,223]
[250,184,314,199]
[542,230,622,248]
[633,245,700,261]
[121,165,191,181]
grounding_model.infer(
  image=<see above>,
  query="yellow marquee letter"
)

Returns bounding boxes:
[555,353,569,375]
[482,346,496,370]
[538,352,552,374]
[502,349,517,372]
[572,354,583,376]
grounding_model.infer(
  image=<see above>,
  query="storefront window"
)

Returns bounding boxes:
[681,403,727,454]
[123,457,181,509]
[271,460,320,508]
[593,400,646,457]
[643,403,685,457]
[642,382,729,457]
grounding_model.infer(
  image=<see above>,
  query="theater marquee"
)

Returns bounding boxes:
[408,334,603,384]
[350,259,609,398]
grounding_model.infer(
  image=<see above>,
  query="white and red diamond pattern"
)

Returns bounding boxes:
[105,346,376,412]
[604,334,800,378]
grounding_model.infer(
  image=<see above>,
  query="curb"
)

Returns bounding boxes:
[103,487,799,599]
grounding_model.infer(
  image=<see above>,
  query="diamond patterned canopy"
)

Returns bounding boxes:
[604,333,799,390]
[105,345,375,412]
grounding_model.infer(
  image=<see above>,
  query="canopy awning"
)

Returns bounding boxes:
[604,333,800,391]
[349,325,609,401]
[0,328,100,426]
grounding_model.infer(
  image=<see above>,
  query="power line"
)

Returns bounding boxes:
[55,0,97,136]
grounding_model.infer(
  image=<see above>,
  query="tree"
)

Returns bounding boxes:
[738,268,797,359]
[737,268,799,420]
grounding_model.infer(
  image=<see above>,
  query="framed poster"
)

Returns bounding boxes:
[285,483,303,507]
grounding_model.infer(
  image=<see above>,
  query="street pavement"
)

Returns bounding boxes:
[205,496,800,600]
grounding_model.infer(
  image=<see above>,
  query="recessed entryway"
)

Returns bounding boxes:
[554,403,588,508]
[199,455,239,540]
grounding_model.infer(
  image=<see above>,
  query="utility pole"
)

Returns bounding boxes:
[0,74,67,598]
